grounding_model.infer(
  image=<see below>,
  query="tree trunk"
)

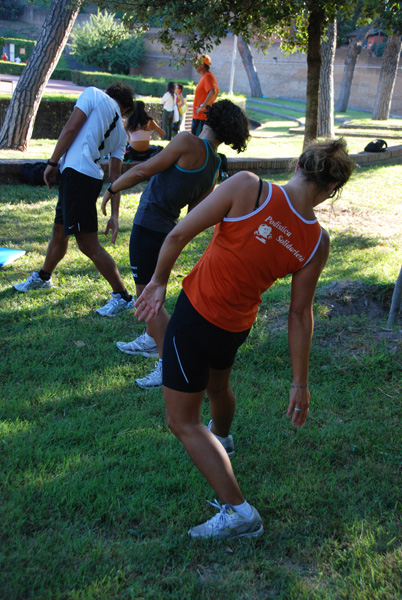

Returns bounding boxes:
[0,0,82,150]
[387,265,402,326]
[318,20,336,138]
[335,22,373,113]
[237,35,263,97]
[304,6,326,148]
[372,34,402,120]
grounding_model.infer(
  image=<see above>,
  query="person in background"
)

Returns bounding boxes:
[14,84,136,318]
[1,52,8,61]
[192,54,219,137]
[102,100,250,389]
[124,100,165,162]
[172,84,187,137]
[134,139,355,540]
[160,82,176,141]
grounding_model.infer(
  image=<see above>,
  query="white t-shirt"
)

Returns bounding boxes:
[160,92,175,112]
[60,87,127,180]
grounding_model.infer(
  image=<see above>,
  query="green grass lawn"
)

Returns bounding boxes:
[0,161,401,598]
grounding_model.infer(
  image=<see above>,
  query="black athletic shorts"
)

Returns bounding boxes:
[129,224,168,285]
[55,168,103,235]
[162,290,251,393]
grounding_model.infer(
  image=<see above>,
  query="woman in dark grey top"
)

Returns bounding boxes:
[102,100,250,388]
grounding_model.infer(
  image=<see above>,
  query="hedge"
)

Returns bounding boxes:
[71,70,195,97]
[2,37,36,61]
[0,62,25,75]
[0,97,165,139]
[0,65,194,91]
[0,61,73,81]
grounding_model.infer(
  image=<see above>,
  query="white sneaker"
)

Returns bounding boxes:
[207,420,235,458]
[96,293,134,317]
[14,271,53,292]
[189,500,263,540]
[136,360,162,389]
[116,332,159,357]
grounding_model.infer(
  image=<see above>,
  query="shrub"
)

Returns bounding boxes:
[371,42,386,57]
[71,10,144,75]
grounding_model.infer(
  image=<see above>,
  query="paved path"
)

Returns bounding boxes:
[0,73,86,95]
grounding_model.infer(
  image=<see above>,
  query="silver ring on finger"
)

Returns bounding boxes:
[295,407,302,412]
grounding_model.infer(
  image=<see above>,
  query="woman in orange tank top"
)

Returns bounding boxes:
[135,139,355,541]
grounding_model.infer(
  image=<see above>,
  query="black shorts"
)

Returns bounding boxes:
[55,168,103,235]
[129,224,168,285]
[162,290,250,393]
[123,145,163,162]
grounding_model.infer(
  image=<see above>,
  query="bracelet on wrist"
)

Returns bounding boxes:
[291,384,308,389]
[47,160,58,167]
[107,183,117,195]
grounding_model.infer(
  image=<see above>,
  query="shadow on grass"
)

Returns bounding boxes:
[331,233,380,250]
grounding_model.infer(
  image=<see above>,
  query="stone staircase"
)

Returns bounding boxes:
[183,101,193,131]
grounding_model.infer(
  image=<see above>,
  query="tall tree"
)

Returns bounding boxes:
[0,0,82,150]
[372,33,402,119]
[304,4,327,144]
[335,21,374,112]
[236,36,263,98]
[318,20,337,137]
[102,0,344,147]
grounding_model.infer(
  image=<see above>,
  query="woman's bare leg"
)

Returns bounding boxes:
[164,385,244,506]
[136,283,169,357]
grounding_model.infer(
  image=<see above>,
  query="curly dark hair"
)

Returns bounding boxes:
[106,82,135,113]
[126,100,150,132]
[298,138,355,198]
[205,100,250,153]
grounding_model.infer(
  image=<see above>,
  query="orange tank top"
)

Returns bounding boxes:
[182,182,322,332]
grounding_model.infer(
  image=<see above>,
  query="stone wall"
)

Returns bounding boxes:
[2,145,402,184]
[0,99,163,140]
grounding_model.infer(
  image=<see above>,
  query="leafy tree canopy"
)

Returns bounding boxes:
[98,0,346,61]
[362,0,402,34]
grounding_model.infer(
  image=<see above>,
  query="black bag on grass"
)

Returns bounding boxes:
[20,162,48,185]
[364,139,387,153]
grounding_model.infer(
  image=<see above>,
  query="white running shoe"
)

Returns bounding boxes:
[116,332,159,357]
[14,271,53,292]
[96,293,134,317]
[136,360,162,389]
[207,420,235,458]
[189,500,263,540]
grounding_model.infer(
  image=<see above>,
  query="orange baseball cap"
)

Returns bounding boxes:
[199,54,211,66]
